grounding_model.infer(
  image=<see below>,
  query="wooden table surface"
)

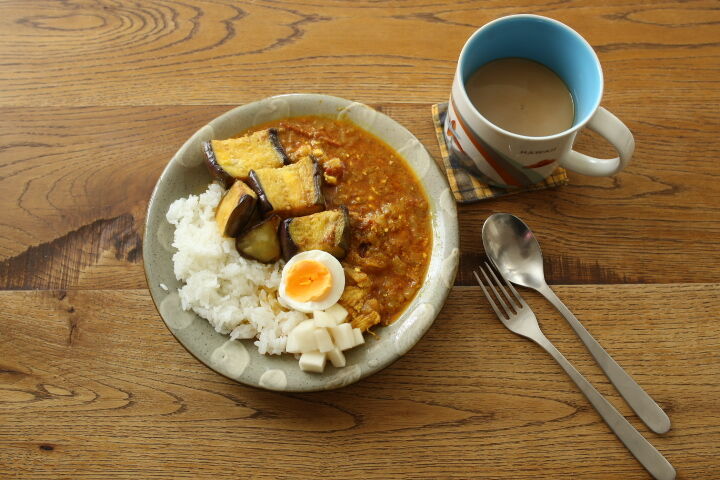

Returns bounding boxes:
[1,1,719,478]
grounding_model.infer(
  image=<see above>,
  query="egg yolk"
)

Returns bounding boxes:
[284,259,332,302]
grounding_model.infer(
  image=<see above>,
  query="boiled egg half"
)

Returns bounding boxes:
[278,250,345,313]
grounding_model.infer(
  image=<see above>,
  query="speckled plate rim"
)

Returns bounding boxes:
[143,93,459,392]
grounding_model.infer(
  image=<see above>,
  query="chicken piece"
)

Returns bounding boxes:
[339,286,366,313]
[351,311,381,331]
[355,253,389,272]
[366,297,381,314]
[323,157,345,185]
[344,266,371,288]
[339,286,382,332]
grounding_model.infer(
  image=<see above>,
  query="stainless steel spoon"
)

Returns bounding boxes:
[482,213,671,434]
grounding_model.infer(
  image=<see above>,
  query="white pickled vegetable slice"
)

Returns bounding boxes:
[299,351,326,373]
[313,310,336,328]
[292,320,318,353]
[329,323,355,351]
[286,331,301,353]
[352,328,364,346]
[314,327,334,353]
[326,347,346,368]
[325,303,348,324]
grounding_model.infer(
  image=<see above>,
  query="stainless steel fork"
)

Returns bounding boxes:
[474,263,675,480]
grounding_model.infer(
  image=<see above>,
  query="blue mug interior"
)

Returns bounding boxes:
[459,15,602,130]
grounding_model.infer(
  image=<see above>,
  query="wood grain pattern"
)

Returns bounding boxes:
[0,1,718,107]
[1,103,718,288]
[2,1,719,478]
[1,285,719,479]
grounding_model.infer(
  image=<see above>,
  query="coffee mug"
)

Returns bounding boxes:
[445,14,634,187]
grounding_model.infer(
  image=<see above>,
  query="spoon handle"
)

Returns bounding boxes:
[534,334,676,480]
[538,284,671,434]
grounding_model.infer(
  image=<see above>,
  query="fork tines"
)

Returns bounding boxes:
[473,262,525,320]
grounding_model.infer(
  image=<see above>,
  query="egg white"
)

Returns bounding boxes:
[278,250,345,313]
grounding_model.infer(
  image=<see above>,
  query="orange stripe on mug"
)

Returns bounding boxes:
[446,126,467,155]
[450,98,521,187]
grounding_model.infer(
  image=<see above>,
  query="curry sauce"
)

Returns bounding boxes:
[245,116,432,329]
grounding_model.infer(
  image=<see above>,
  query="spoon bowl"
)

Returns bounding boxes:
[482,213,547,290]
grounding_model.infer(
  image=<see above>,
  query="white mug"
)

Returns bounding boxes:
[445,14,634,187]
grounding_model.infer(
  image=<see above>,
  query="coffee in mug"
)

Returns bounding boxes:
[445,15,634,187]
[465,57,574,137]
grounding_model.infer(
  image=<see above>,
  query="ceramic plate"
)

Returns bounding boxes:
[143,94,459,392]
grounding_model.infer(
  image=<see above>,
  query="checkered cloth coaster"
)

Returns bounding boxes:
[432,102,569,203]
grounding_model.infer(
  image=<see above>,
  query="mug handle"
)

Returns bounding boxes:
[560,107,634,176]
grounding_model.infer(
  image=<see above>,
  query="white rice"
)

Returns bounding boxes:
[166,183,309,355]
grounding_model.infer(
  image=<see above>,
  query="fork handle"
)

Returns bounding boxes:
[538,284,671,434]
[534,334,675,480]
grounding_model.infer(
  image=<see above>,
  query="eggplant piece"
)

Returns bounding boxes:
[247,156,325,218]
[203,129,289,186]
[204,141,235,188]
[215,180,258,237]
[267,128,291,165]
[235,215,282,263]
[279,206,350,260]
